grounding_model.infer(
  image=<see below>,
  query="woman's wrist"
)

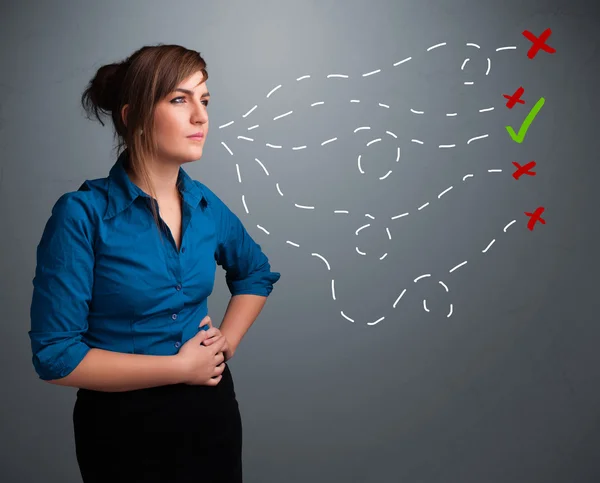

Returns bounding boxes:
[170,354,189,384]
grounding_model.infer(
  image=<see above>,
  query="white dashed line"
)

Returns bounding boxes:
[254,158,269,175]
[367,316,386,326]
[467,134,489,144]
[438,186,453,198]
[266,85,282,98]
[393,57,412,66]
[356,224,370,235]
[273,110,293,121]
[242,105,257,118]
[414,274,431,282]
[427,42,447,51]
[482,239,496,253]
[225,41,520,326]
[221,142,233,156]
[449,261,467,273]
[393,289,407,308]
[311,253,331,271]
[503,220,516,232]
[341,311,354,322]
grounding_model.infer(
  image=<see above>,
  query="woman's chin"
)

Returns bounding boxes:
[184,146,204,162]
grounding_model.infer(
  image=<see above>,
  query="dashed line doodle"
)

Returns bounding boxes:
[216,39,534,326]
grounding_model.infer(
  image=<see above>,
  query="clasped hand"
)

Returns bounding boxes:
[176,315,232,386]
[198,315,232,361]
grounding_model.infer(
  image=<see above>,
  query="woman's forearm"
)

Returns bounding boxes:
[47,348,185,392]
[219,294,267,357]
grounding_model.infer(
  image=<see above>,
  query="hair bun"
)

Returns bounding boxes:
[89,62,124,112]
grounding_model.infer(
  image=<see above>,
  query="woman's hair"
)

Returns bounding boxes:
[80,43,208,231]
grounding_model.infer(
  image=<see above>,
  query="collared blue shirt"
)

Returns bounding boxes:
[28,149,281,381]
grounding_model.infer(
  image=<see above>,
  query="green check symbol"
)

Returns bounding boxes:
[506,97,545,143]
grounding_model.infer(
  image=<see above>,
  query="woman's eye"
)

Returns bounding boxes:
[170,97,209,107]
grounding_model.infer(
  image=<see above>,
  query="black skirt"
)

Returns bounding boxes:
[73,363,242,483]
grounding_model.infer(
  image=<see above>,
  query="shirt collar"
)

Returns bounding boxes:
[103,148,206,220]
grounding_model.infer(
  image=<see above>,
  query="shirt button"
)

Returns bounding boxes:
[172,313,178,320]
[176,284,182,291]
[181,247,186,253]
[174,341,181,348]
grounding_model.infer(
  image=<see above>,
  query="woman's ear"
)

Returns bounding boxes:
[121,104,129,127]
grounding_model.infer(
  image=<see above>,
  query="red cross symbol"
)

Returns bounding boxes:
[503,86,525,109]
[512,161,536,179]
[522,28,556,59]
[525,206,546,231]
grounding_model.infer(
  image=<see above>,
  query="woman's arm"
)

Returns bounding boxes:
[29,193,186,391]
[219,294,267,359]
[47,348,186,392]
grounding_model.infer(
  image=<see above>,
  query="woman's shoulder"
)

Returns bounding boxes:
[50,177,109,225]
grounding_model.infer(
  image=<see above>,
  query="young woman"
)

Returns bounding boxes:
[28,44,281,482]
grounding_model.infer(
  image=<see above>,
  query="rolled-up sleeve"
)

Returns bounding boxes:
[28,193,94,381]
[203,184,281,297]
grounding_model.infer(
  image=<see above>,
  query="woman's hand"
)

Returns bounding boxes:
[200,316,233,361]
[176,326,227,386]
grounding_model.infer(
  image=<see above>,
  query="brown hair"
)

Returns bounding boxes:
[80,43,208,231]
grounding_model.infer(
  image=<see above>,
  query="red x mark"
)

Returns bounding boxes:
[503,86,525,109]
[512,160,536,179]
[523,28,556,59]
[525,206,546,231]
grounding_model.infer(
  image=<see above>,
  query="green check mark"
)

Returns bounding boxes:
[506,97,545,143]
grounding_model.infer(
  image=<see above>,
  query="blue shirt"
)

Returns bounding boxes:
[28,149,281,381]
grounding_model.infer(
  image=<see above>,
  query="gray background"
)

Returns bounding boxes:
[1,0,599,481]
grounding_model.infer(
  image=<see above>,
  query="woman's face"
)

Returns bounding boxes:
[152,70,210,165]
